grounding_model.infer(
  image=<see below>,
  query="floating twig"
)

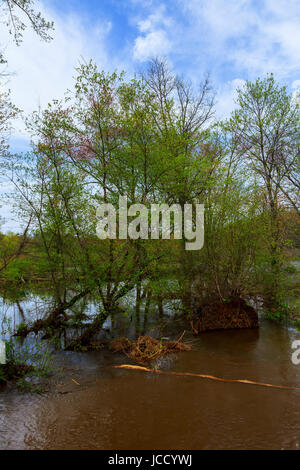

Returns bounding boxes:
[110,364,300,391]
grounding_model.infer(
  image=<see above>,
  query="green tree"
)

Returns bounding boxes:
[0,0,54,64]
[226,75,300,307]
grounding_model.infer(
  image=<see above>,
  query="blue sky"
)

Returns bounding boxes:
[1,0,300,142]
[0,0,300,230]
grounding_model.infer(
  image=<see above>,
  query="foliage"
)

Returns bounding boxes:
[0,60,299,349]
[0,333,55,392]
[0,0,54,64]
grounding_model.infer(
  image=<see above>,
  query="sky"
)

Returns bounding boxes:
[0,0,300,231]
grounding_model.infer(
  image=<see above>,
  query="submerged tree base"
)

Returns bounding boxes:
[191,298,259,334]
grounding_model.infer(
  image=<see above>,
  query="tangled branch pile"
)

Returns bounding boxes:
[110,333,191,364]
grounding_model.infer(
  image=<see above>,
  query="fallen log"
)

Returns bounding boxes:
[109,364,300,391]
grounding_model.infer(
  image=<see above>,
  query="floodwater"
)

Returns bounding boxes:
[1,313,300,449]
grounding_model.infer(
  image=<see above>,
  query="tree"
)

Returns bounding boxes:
[0,0,54,63]
[0,1,54,283]
[0,87,19,239]
[5,59,298,345]
[226,75,300,306]
[0,87,19,157]
[142,58,218,312]
[7,62,171,345]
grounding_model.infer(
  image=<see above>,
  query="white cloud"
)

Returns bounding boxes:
[180,0,300,78]
[215,78,246,119]
[133,30,171,61]
[263,0,300,20]
[137,5,172,32]
[133,5,173,61]
[0,3,115,232]
[198,0,257,40]
[0,4,113,140]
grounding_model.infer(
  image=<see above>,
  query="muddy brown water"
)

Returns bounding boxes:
[1,319,300,450]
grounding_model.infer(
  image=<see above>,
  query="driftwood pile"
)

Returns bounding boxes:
[110,333,191,364]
